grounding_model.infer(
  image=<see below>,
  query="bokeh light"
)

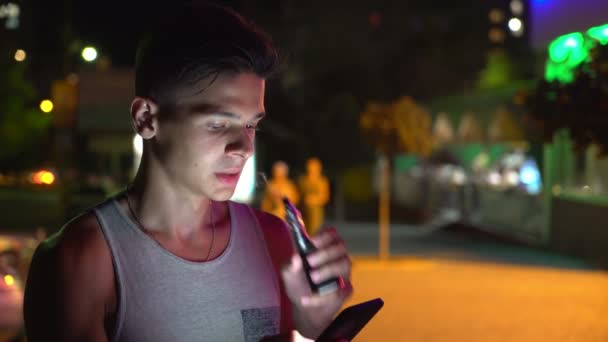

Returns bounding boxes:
[3,274,15,287]
[14,49,26,62]
[81,46,98,62]
[508,18,523,33]
[39,99,53,113]
[32,170,56,185]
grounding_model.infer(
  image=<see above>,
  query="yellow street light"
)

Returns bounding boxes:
[81,46,98,62]
[32,170,56,185]
[4,274,15,287]
[40,99,54,113]
[14,49,26,62]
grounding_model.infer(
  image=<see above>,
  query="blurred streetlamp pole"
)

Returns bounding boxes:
[360,97,433,260]
[360,103,395,260]
[378,155,390,260]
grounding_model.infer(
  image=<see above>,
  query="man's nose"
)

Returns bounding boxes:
[225,127,254,158]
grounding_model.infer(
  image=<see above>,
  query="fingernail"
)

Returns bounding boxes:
[310,271,320,282]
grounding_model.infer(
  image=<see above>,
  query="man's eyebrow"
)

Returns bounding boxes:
[208,111,266,120]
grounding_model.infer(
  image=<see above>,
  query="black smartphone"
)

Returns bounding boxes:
[316,298,384,342]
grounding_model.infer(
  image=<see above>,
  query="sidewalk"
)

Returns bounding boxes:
[345,256,608,341]
[329,217,593,271]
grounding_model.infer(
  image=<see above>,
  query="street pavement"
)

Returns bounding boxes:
[332,221,608,341]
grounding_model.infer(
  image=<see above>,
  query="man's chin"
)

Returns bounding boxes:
[211,187,237,202]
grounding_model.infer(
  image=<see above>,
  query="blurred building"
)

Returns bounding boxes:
[76,67,134,182]
[485,0,530,50]
[483,0,537,84]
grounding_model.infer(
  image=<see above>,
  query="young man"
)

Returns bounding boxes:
[23,3,352,341]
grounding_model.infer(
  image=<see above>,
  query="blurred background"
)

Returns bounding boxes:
[1,0,607,341]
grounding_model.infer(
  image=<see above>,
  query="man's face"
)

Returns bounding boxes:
[154,72,265,201]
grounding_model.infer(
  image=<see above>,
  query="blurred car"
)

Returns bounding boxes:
[0,237,26,342]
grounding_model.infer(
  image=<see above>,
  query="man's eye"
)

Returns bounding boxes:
[246,123,260,131]
[208,121,228,130]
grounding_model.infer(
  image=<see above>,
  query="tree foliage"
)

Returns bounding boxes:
[0,60,52,169]
[527,43,608,152]
[478,50,514,90]
[360,96,432,157]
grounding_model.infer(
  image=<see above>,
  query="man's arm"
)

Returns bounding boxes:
[255,209,353,339]
[24,213,115,342]
[254,210,296,333]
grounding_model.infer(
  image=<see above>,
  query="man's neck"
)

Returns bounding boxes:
[128,162,215,240]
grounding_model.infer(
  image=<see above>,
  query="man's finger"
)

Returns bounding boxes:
[307,243,348,268]
[311,227,339,248]
[301,280,353,307]
[310,257,352,283]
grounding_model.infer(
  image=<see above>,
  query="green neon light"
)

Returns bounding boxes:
[545,62,556,82]
[544,23,608,84]
[587,24,608,45]
[545,62,574,84]
[548,32,587,66]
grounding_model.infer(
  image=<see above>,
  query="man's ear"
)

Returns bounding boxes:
[130,97,159,139]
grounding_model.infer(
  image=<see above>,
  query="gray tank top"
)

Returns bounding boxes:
[94,197,281,342]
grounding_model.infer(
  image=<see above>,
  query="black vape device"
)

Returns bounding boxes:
[283,197,342,295]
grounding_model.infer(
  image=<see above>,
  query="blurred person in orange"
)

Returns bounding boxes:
[298,158,330,235]
[261,161,300,219]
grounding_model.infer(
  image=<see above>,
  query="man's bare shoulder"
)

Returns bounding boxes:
[29,209,114,292]
[37,211,109,263]
[30,209,115,304]
[24,210,115,341]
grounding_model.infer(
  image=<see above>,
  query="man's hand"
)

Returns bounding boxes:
[281,227,353,339]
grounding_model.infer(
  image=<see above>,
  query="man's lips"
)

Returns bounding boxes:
[215,170,241,185]
[218,167,242,174]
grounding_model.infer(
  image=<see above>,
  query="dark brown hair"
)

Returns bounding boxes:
[135,1,280,106]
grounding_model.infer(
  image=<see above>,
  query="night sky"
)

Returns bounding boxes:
[66,0,608,66]
[69,0,255,66]
[15,0,608,72]
[13,1,257,92]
